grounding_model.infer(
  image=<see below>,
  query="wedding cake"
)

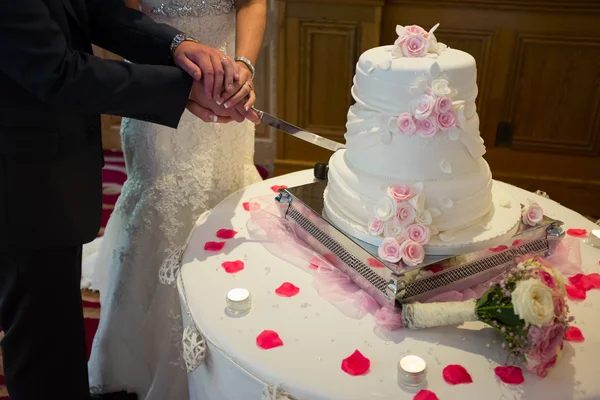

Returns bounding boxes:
[323,23,520,262]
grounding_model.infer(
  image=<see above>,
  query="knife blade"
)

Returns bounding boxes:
[253,108,346,152]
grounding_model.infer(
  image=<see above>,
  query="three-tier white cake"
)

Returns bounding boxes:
[323,24,520,262]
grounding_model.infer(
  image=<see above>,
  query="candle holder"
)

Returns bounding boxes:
[226,288,252,315]
[397,355,427,387]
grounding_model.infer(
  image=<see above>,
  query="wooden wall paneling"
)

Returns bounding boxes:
[275,0,383,175]
[381,1,600,217]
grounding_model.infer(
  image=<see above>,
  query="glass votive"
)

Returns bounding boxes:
[226,288,251,315]
[397,355,427,387]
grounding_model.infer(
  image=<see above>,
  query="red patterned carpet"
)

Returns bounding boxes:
[0,151,127,399]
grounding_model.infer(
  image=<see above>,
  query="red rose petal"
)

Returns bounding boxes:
[414,390,439,400]
[216,229,238,239]
[425,264,443,273]
[204,241,225,252]
[494,366,524,385]
[308,257,320,270]
[271,185,288,193]
[341,350,370,376]
[242,202,250,211]
[569,273,600,291]
[564,326,585,342]
[221,260,244,273]
[443,364,473,385]
[489,245,508,253]
[275,282,300,297]
[256,330,284,350]
[566,285,586,301]
[567,228,588,237]
[512,239,523,247]
[367,258,384,268]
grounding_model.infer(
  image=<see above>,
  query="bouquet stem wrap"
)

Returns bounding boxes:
[402,299,478,329]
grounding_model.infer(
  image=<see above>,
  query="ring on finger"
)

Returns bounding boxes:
[221,56,228,62]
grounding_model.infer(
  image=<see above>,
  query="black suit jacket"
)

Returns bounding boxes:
[0,0,194,251]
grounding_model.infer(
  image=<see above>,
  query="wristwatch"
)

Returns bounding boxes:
[234,56,255,79]
[169,33,199,59]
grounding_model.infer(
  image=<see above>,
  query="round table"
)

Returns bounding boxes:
[177,170,600,400]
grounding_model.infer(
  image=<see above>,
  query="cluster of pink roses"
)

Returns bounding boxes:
[368,183,434,266]
[397,79,457,138]
[393,24,444,58]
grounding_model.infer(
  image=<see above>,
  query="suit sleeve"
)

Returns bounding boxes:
[85,0,180,66]
[0,0,192,128]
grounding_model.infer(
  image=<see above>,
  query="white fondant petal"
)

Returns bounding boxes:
[378,59,392,70]
[429,225,439,235]
[429,207,442,217]
[448,128,460,141]
[413,181,424,194]
[417,210,432,225]
[367,64,375,73]
[439,233,455,242]
[440,159,452,174]
[500,199,512,208]
[396,25,405,36]
[391,46,404,58]
[479,221,492,230]
[440,197,454,209]
[429,62,441,78]
[429,23,440,35]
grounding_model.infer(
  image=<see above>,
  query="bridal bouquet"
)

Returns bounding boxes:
[401,256,570,377]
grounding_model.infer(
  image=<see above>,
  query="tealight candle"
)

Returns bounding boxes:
[397,355,427,387]
[226,288,252,315]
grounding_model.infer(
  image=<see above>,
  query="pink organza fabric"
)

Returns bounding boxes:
[246,196,583,333]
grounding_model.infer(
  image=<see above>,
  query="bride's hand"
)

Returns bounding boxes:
[221,63,256,112]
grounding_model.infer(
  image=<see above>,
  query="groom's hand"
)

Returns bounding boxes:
[173,41,238,102]
[187,81,260,124]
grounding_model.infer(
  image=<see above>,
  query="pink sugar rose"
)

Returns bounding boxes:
[553,296,565,318]
[404,224,431,245]
[402,34,430,58]
[527,323,565,374]
[411,94,436,120]
[404,25,428,36]
[417,116,438,138]
[435,96,453,114]
[397,113,417,135]
[399,240,425,267]
[378,237,402,263]
[383,219,404,239]
[436,110,456,130]
[522,203,544,226]
[387,184,415,201]
[396,203,416,227]
[368,216,384,235]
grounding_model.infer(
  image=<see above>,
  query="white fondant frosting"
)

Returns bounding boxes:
[324,23,520,256]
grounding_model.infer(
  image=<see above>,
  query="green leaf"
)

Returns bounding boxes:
[477,305,523,327]
[476,287,494,308]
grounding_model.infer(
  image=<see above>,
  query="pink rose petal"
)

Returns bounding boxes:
[221,260,245,274]
[341,350,370,376]
[275,282,300,297]
[414,390,439,400]
[271,185,288,193]
[367,258,384,268]
[566,228,588,237]
[489,245,508,253]
[216,229,237,239]
[443,364,473,385]
[309,257,321,270]
[512,239,523,246]
[256,330,284,350]
[566,285,586,301]
[494,366,524,384]
[204,241,226,252]
[564,326,585,342]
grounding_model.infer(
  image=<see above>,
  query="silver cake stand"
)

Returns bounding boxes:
[274,176,564,308]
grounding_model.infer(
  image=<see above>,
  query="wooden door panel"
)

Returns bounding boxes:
[503,34,600,155]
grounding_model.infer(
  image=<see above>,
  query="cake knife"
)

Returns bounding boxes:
[252,108,346,152]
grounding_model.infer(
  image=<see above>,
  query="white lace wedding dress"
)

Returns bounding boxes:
[88,1,262,398]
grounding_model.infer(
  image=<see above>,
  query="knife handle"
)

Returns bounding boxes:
[314,163,329,180]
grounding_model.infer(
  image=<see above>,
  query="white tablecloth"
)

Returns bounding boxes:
[178,170,600,400]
